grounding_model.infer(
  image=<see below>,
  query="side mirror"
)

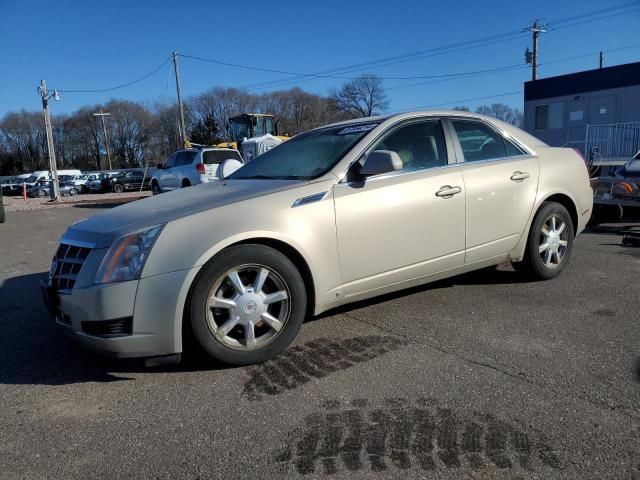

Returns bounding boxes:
[359,150,403,177]
[156,163,164,169]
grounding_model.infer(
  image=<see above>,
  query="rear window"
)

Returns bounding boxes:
[203,150,242,164]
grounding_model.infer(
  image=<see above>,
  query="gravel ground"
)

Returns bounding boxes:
[2,191,151,212]
[1,207,639,479]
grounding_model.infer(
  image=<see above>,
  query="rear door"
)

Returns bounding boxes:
[159,153,179,191]
[448,118,540,263]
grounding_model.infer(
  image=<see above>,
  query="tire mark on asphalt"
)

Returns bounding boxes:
[274,398,562,475]
[243,336,404,400]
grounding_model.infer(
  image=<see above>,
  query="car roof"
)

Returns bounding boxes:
[316,110,547,149]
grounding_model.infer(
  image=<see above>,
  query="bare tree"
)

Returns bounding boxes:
[329,74,389,118]
[476,103,523,127]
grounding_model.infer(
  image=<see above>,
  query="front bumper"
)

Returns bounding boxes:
[41,268,192,358]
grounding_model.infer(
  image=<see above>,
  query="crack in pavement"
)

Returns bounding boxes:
[340,311,640,421]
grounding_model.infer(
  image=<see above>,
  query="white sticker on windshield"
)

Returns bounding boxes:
[336,124,378,135]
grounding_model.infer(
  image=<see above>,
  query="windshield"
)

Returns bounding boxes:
[229,122,379,180]
[25,175,38,183]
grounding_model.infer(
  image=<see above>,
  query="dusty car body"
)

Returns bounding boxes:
[43,111,593,365]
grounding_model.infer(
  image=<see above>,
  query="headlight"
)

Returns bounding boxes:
[95,225,164,284]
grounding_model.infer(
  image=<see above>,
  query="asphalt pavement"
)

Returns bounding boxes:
[0,206,639,479]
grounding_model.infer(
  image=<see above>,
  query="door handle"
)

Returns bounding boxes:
[510,171,530,181]
[435,185,462,198]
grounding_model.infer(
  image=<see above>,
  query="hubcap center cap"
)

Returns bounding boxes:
[243,301,257,314]
[236,293,265,324]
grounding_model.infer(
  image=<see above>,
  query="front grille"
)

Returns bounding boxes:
[52,243,91,292]
[82,317,133,337]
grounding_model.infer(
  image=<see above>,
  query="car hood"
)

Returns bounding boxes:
[64,179,304,248]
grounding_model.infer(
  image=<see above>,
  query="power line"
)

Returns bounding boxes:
[57,56,172,93]
[181,53,529,82]
[389,91,523,114]
[52,1,640,96]
[385,43,640,93]
[237,2,640,91]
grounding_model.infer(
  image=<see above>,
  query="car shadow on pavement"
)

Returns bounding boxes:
[315,265,535,322]
[0,272,229,386]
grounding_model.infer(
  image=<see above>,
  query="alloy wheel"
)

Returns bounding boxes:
[538,214,569,269]
[205,264,290,350]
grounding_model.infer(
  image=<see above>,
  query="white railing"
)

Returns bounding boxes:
[585,122,640,161]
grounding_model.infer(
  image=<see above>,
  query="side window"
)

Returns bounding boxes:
[451,120,510,162]
[164,153,178,169]
[370,120,448,173]
[181,151,198,165]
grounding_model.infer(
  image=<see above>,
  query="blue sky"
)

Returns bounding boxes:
[0,0,639,117]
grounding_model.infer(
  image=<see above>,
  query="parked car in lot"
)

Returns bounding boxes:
[1,174,30,195]
[73,172,102,193]
[150,147,243,195]
[102,169,151,193]
[28,181,80,198]
[23,169,82,188]
[43,111,593,366]
[88,171,121,193]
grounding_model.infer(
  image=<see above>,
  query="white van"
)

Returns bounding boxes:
[23,169,82,187]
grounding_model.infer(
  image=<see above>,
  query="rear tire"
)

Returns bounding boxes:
[517,202,575,280]
[188,245,307,365]
[182,179,191,188]
[69,188,78,196]
[151,181,161,195]
[37,189,47,198]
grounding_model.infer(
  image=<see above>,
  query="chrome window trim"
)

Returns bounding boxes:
[455,153,537,168]
[334,162,460,189]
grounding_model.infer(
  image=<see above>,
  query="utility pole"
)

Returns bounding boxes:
[526,21,547,81]
[599,51,604,69]
[39,79,60,201]
[93,110,113,170]
[173,51,187,147]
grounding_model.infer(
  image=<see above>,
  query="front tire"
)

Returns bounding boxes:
[188,245,307,365]
[113,183,124,193]
[517,202,575,280]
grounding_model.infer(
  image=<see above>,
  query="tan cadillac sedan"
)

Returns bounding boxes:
[42,111,593,365]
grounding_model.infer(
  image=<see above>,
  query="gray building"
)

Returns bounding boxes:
[523,61,640,165]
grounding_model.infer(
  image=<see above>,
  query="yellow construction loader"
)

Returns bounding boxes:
[217,114,288,160]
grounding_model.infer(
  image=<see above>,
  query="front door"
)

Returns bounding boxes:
[333,119,466,298]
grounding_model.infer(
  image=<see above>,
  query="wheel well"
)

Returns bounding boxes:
[541,193,578,236]
[181,238,317,353]
[182,179,191,187]
[233,238,316,318]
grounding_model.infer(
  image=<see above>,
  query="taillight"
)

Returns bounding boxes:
[196,163,205,174]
